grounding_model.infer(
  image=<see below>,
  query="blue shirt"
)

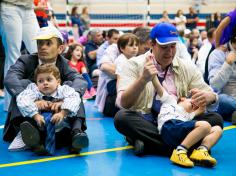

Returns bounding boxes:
[186,13,198,30]
[85,40,99,70]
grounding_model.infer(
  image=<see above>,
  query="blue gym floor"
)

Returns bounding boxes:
[0,98,236,176]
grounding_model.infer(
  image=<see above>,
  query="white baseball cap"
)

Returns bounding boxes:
[34,26,64,42]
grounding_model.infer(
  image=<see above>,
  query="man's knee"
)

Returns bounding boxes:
[208,113,224,129]
[114,110,128,131]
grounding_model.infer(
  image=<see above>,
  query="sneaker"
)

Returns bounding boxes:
[170,149,194,167]
[190,149,217,167]
[20,121,40,148]
[231,111,236,125]
[83,90,93,100]
[0,89,4,98]
[133,140,144,156]
[8,131,29,151]
[89,87,97,97]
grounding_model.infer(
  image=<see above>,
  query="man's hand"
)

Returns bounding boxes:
[35,100,51,111]
[50,101,63,113]
[33,113,45,127]
[51,110,68,124]
[194,106,206,116]
[141,54,158,83]
[190,88,216,107]
[226,51,236,65]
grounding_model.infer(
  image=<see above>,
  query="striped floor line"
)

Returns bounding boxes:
[0,125,235,168]
[0,146,133,168]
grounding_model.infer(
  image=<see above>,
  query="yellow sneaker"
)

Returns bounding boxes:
[190,149,217,167]
[170,149,194,167]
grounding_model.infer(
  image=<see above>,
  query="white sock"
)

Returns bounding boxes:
[197,145,208,151]
[177,145,188,152]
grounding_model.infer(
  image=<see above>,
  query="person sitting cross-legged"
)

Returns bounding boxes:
[16,64,88,155]
[3,26,88,153]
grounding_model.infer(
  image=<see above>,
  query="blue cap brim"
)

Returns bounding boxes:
[156,37,180,45]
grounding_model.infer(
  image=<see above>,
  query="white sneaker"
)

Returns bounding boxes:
[8,131,29,151]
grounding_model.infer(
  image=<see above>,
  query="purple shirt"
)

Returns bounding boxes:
[220,9,236,45]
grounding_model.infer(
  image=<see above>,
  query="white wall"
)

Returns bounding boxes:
[50,0,235,14]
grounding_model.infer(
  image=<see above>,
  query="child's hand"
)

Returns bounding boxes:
[35,100,51,110]
[50,101,63,113]
[51,110,68,124]
[33,113,45,127]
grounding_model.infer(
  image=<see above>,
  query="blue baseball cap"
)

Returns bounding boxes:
[150,22,179,45]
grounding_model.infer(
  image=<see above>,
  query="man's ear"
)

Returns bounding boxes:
[58,45,64,54]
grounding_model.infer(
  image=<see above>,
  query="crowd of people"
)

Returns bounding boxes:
[0,0,236,169]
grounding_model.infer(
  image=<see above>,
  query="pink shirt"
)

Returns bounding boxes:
[155,63,177,100]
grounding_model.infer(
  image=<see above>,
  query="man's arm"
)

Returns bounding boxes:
[100,63,116,78]
[120,55,158,108]
[88,49,97,60]
[208,50,236,92]
[215,16,230,48]
[4,55,36,97]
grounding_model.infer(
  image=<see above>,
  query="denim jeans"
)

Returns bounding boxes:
[0,2,39,111]
[216,94,236,121]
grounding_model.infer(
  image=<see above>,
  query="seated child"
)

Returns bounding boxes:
[65,43,96,99]
[151,58,222,168]
[16,64,83,155]
[115,33,139,71]
[115,33,139,94]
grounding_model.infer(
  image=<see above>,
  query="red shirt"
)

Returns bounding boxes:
[34,0,48,18]
[68,61,86,74]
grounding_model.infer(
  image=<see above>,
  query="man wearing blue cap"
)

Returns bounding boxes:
[3,26,89,154]
[114,23,223,165]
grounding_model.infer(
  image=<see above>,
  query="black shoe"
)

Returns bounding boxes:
[20,121,40,148]
[125,136,134,145]
[69,147,82,154]
[71,130,89,151]
[134,140,144,156]
[231,111,236,125]
[32,145,49,156]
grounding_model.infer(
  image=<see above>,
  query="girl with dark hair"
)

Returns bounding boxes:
[65,43,96,99]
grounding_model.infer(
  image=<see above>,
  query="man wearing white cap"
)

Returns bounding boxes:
[114,23,223,161]
[3,26,88,153]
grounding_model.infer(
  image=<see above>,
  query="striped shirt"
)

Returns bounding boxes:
[17,83,81,118]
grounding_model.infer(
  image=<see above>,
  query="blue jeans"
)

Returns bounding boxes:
[0,2,39,111]
[216,94,236,121]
